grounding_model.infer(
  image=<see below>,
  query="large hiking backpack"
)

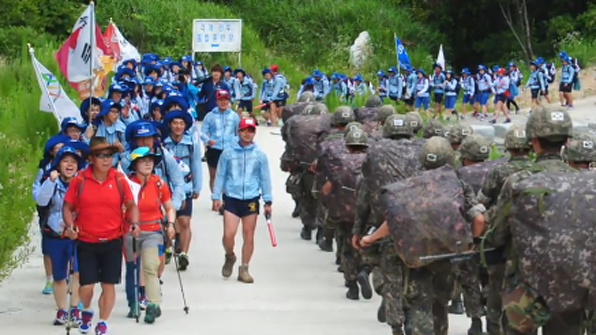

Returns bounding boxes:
[456,157,507,194]
[353,107,379,134]
[281,102,314,123]
[286,114,332,165]
[508,171,596,313]
[361,138,423,225]
[382,165,472,268]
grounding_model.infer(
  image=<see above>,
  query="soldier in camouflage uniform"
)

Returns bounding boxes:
[485,106,581,335]
[563,132,596,170]
[477,124,532,335]
[422,120,444,139]
[353,114,415,335]
[405,112,423,137]
[456,134,492,335]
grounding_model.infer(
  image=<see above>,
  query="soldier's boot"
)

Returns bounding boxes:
[467,317,483,335]
[346,280,359,300]
[291,200,300,218]
[316,227,324,244]
[337,264,344,273]
[391,326,404,335]
[404,309,412,335]
[377,298,387,323]
[448,295,465,315]
[318,237,333,252]
[335,255,341,265]
[356,266,372,300]
[344,279,349,288]
[300,227,312,240]
[486,322,500,335]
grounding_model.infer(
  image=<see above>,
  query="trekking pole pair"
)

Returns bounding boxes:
[65,244,77,335]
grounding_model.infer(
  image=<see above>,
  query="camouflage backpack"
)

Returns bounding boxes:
[281,102,315,123]
[353,106,379,133]
[456,157,507,194]
[381,164,472,268]
[286,114,332,166]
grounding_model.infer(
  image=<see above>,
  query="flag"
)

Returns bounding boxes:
[29,46,83,124]
[394,35,412,68]
[104,20,140,70]
[55,2,113,100]
[437,44,445,70]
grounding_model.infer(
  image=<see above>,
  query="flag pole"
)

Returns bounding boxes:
[88,1,96,126]
[28,43,61,127]
[394,33,401,75]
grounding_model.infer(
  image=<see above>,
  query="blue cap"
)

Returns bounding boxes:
[79,97,102,121]
[143,77,156,86]
[234,68,246,76]
[223,66,232,73]
[477,65,486,71]
[60,117,86,133]
[376,70,385,77]
[558,51,568,59]
[129,146,162,171]
[150,99,165,113]
[416,69,426,76]
[144,64,161,76]
[492,65,500,72]
[125,121,158,143]
[97,99,122,119]
[162,91,189,114]
[353,74,363,82]
[44,134,71,157]
[51,146,86,171]
[180,55,192,63]
[121,59,137,69]
[169,61,182,69]
[163,110,194,131]
[115,68,135,81]
[433,63,442,70]
[387,66,398,73]
[312,70,323,77]
[262,68,272,75]
[109,83,127,94]
[64,139,90,157]
[536,57,545,65]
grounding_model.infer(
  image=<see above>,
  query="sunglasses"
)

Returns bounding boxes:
[240,128,256,133]
[94,153,114,159]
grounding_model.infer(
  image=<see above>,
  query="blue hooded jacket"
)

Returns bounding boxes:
[200,108,240,151]
[163,134,203,196]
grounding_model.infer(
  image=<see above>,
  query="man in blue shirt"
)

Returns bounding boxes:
[197,64,230,121]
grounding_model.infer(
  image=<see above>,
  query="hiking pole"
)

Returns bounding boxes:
[265,213,277,247]
[132,238,140,323]
[170,239,189,314]
[65,244,76,335]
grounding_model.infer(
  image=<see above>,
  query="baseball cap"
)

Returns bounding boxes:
[216,89,230,100]
[238,118,257,131]
[270,64,279,72]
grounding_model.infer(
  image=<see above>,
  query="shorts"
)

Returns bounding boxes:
[496,93,508,103]
[261,100,285,111]
[444,95,457,109]
[158,244,165,258]
[531,89,539,99]
[43,237,78,281]
[559,83,572,93]
[434,93,444,104]
[77,238,123,286]
[462,94,474,105]
[476,92,490,106]
[404,97,414,106]
[541,87,549,96]
[205,147,223,169]
[388,95,399,102]
[223,194,260,218]
[177,195,194,217]
[41,235,49,255]
[124,231,164,261]
[238,100,253,113]
[415,96,430,110]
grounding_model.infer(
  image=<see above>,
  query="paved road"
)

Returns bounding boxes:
[2,98,585,334]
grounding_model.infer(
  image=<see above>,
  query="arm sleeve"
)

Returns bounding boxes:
[353,175,371,236]
[36,179,57,206]
[211,150,228,201]
[32,169,44,202]
[259,152,273,202]
[200,114,211,144]
[191,140,203,194]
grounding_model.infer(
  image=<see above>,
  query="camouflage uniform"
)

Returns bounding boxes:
[422,120,444,139]
[406,136,485,335]
[485,106,583,335]
[478,124,532,335]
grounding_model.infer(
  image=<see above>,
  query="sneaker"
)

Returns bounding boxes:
[94,321,108,335]
[237,265,254,284]
[178,253,189,271]
[70,308,81,328]
[221,253,237,278]
[504,118,512,123]
[79,310,93,334]
[42,281,53,295]
[54,309,69,326]
[139,297,148,311]
[144,303,159,324]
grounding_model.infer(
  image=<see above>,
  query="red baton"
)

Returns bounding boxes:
[265,213,277,247]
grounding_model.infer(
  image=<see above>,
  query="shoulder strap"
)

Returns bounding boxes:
[77,175,86,202]
[114,172,126,205]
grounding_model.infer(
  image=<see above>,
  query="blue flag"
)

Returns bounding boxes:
[394,36,412,68]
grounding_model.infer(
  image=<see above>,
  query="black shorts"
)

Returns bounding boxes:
[404,97,414,106]
[531,89,540,99]
[77,238,123,286]
[206,147,223,169]
[541,87,549,96]
[559,83,572,93]
[177,195,194,217]
[496,93,508,103]
[388,95,399,102]
[238,100,253,113]
[262,100,285,111]
[223,194,260,218]
[434,93,444,104]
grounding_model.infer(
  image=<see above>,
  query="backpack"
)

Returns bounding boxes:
[286,114,332,165]
[38,185,61,238]
[382,165,472,268]
[508,171,596,313]
[454,79,461,96]
[353,107,379,134]
[455,158,508,194]
[543,65,554,84]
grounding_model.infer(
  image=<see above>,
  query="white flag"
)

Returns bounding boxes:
[112,22,141,67]
[437,44,446,70]
[29,47,83,124]
[67,3,104,82]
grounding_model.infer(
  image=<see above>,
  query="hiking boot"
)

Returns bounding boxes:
[335,255,341,265]
[95,321,108,335]
[346,280,359,300]
[221,253,237,278]
[468,317,483,335]
[356,269,373,300]
[178,253,189,271]
[54,309,68,326]
[300,227,312,240]
[318,238,333,252]
[448,296,464,315]
[404,309,412,335]
[144,303,160,324]
[315,226,324,244]
[337,265,344,273]
[392,326,405,335]
[344,280,350,288]
[291,201,300,218]
[79,310,93,334]
[377,299,386,323]
[237,265,254,284]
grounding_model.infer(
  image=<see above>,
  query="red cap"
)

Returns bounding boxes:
[497,68,505,74]
[238,118,257,130]
[216,89,230,100]
[270,64,279,72]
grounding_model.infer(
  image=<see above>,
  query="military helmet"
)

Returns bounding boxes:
[365,95,382,108]
[344,121,364,138]
[332,106,355,126]
[298,91,315,102]
[447,123,474,145]
[383,114,413,138]
[345,129,369,147]
[405,112,423,133]
[459,134,491,161]
[376,105,396,124]
[525,105,572,141]
[420,136,455,169]
[422,120,444,139]
[504,124,530,150]
[563,132,596,162]
[302,102,328,115]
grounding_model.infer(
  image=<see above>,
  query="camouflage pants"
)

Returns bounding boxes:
[299,172,317,229]
[285,173,302,200]
[583,310,596,335]
[334,227,344,261]
[379,240,405,327]
[504,310,583,335]
[487,264,506,335]
[406,260,455,335]
[336,224,361,281]
[458,259,484,318]
[319,203,334,240]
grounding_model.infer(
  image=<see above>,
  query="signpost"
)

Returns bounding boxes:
[191,19,242,66]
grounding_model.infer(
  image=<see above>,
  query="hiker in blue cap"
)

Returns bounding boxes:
[35,146,85,326]
[60,117,86,141]
[79,97,102,127]
[474,65,493,119]
[524,61,547,108]
[404,66,417,108]
[297,77,315,99]
[430,63,446,118]
[386,67,403,103]
[84,99,126,166]
[33,134,71,296]
[171,69,199,119]
[352,75,368,97]
[414,69,430,117]
[312,70,330,101]
[460,69,475,118]
[271,64,289,106]
[560,56,576,108]
[193,60,209,82]
[197,64,230,122]
[223,67,237,105]
[140,77,156,114]
[162,109,202,271]
[506,63,521,113]
[535,58,553,104]
[489,68,512,124]
[443,70,458,121]
[234,68,257,122]
[144,64,161,81]
[376,70,388,100]
[330,73,348,102]
[148,100,165,122]
[150,81,166,103]
[260,68,284,126]
[179,56,194,77]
